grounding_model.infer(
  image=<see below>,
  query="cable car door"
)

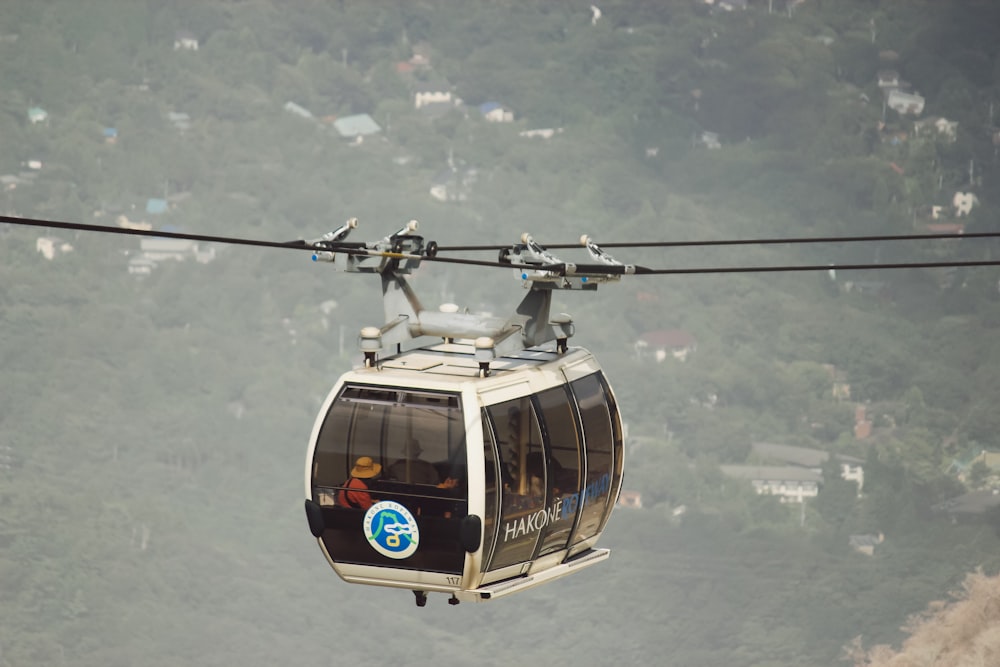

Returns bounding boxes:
[478,380,585,574]
[562,365,624,554]
[481,387,545,573]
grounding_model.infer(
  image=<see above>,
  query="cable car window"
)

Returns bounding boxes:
[311,393,355,506]
[597,373,624,534]
[571,373,615,544]
[384,391,465,488]
[310,385,467,574]
[314,386,465,489]
[534,385,582,557]
[480,409,501,569]
[483,396,546,571]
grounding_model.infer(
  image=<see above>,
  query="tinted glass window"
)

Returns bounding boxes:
[481,410,501,569]
[535,385,582,557]
[597,374,624,534]
[310,385,467,574]
[571,373,615,544]
[313,386,465,489]
[484,396,545,571]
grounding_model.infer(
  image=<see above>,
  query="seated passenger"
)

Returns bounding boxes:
[525,451,546,499]
[338,456,381,510]
[388,439,442,486]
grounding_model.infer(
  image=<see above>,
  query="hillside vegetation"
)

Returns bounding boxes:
[3,1,1000,665]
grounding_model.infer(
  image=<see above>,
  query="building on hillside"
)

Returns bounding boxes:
[700,131,721,149]
[876,70,901,89]
[953,191,978,217]
[168,111,191,132]
[0,444,15,471]
[283,101,313,120]
[924,222,965,235]
[28,107,48,124]
[720,465,823,503]
[146,198,169,216]
[520,128,563,139]
[139,237,215,264]
[701,0,747,9]
[127,257,156,275]
[971,450,1000,470]
[332,114,382,140]
[849,533,884,556]
[430,170,454,202]
[36,237,73,260]
[414,82,453,110]
[409,43,433,69]
[913,116,958,142]
[932,488,1000,523]
[618,490,643,509]
[635,329,697,362]
[823,364,852,401]
[430,167,476,202]
[751,442,864,492]
[116,215,152,231]
[842,280,891,300]
[853,405,872,440]
[947,449,1000,484]
[887,89,925,116]
[174,30,199,51]
[479,102,514,123]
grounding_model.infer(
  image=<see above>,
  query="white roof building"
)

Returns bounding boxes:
[887,89,925,116]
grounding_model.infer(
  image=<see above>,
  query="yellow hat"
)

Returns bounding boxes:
[351,456,382,479]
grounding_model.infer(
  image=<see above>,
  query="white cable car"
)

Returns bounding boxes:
[303,222,626,605]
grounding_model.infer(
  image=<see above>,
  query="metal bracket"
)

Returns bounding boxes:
[304,221,629,356]
[502,233,631,289]
[309,219,434,275]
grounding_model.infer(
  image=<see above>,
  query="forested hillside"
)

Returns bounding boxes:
[3,1,1000,665]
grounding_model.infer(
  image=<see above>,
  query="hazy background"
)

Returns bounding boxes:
[3,1,1000,665]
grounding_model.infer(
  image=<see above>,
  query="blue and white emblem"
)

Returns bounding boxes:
[363,501,419,559]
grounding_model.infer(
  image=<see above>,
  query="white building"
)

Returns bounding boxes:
[127,257,156,275]
[36,237,73,260]
[520,128,563,139]
[139,238,216,264]
[887,89,925,116]
[174,30,199,51]
[415,84,452,109]
[720,465,822,503]
[752,442,864,493]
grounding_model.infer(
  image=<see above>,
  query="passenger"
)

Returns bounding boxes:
[338,456,381,510]
[526,451,546,499]
[388,439,444,486]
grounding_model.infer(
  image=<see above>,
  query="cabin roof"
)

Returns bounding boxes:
[343,341,599,390]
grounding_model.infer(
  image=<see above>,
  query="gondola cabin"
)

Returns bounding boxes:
[304,339,624,604]
[301,222,630,604]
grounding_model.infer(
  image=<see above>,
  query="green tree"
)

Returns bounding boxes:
[815,461,859,532]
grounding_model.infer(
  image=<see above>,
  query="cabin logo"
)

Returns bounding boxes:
[364,501,419,559]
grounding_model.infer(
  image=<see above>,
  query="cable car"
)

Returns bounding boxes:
[302,222,626,605]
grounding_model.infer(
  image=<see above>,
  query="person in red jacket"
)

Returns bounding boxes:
[338,456,381,510]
